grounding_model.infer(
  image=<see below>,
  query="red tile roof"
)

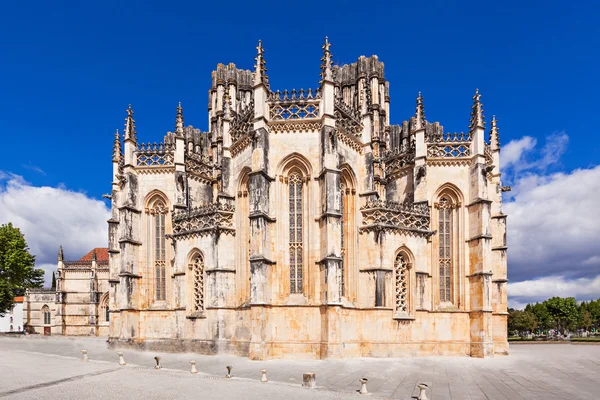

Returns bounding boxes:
[79,248,109,262]
[13,296,24,303]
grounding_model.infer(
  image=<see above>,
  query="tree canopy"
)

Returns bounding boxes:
[0,223,44,316]
[509,297,600,336]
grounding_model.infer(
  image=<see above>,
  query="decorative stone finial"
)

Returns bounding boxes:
[490,115,500,150]
[112,129,121,162]
[415,92,426,130]
[58,245,64,261]
[469,88,485,131]
[92,249,97,261]
[124,104,137,142]
[253,40,270,89]
[320,36,333,84]
[175,102,184,137]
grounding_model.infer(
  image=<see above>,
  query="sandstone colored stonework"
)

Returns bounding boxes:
[24,247,111,336]
[106,39,508,359]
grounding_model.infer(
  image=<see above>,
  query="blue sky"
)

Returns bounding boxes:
[0,0,599,307]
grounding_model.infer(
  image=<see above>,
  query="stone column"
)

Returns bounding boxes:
[317,46,343,357]
[248,51,276,358]
[466,90,494,358]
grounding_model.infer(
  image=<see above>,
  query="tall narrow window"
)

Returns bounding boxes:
[340,184,346,297]
[152,200,167,301]
[289,173,303,294]
[395,253,409,313]
[100,293,109,323]
[42,305,51,325]
[438,197,452,303]
[190,255,205,312]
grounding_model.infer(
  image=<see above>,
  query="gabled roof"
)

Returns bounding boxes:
[79,248,109,262]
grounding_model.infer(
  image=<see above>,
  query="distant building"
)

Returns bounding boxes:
[105,39,509,359]
[0,296,24,333]
[24,247,110,336]
[23,289,57,335]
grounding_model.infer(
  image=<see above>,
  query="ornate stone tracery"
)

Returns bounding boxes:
[190,254,205,313]
[360,200,432,237]
[172,203,235,239]
[288,172,304,294]
[394,253,410,313]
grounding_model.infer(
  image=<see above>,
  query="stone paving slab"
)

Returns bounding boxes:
[1,336,599,399]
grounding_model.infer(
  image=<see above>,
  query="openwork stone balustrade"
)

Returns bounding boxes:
[172,203,235,238]
[359,200,432,237]
[136,143,175,166]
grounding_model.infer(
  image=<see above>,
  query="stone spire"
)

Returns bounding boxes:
[175,102,184,137]
[112,129,121,162]
[92,249,97,261]
[253,40,270,89]
[490,115,500,150]
[58,245,64,261]
[469,88,485,131]
[124,104,137,142]
[415,92,426,130]
[320,36,333,83]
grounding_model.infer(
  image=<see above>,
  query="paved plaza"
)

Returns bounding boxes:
[0,337,598,399]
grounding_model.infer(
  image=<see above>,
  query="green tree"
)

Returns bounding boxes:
[588,299,600,329]
[51,272,56,290]
[508,310,538,336]
[545,297,579,334]
[0,223,44,316]
[526,302,551,333]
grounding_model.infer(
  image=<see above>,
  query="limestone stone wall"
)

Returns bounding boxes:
[107,43,508,359]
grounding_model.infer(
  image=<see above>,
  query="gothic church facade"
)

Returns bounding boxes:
[107,39,509,359]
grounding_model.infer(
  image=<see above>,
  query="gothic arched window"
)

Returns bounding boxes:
[100,293,109,323]
[288,172,303,294]
[149,199,168,301]
[190,254,205,313]
[394,252,410,313]
[340,182,346,297]
[42,305,51,325]
[438,196,453,303]
[340,166,357,301]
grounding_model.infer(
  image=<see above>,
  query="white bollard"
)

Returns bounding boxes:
[358,378,369,395]
[81,349,88,362]
[260,369,268,382]
[303,372,316,389]
[117,352,126,366]
[417,383,429,400]
[225,365,232,378]
[190,360,198,374]
[154,356,161,370]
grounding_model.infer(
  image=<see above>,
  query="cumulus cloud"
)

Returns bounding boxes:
[508,276,600,309]
[502,136,537,169]
[0,172,110,285]
[502,133,600,307]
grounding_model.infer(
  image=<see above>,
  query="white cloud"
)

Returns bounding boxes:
[502,136,537,169]
[508,275,600,309]
[0,172,110,286]
[504,165,600,282]
[502,132,600,306]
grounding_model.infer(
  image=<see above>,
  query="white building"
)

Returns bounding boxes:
[0,296,24,333]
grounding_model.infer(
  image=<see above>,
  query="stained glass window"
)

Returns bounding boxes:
[289,173,303,294]
[340,184,346,297]
[152,200,167,301]
[438,197,452,303]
